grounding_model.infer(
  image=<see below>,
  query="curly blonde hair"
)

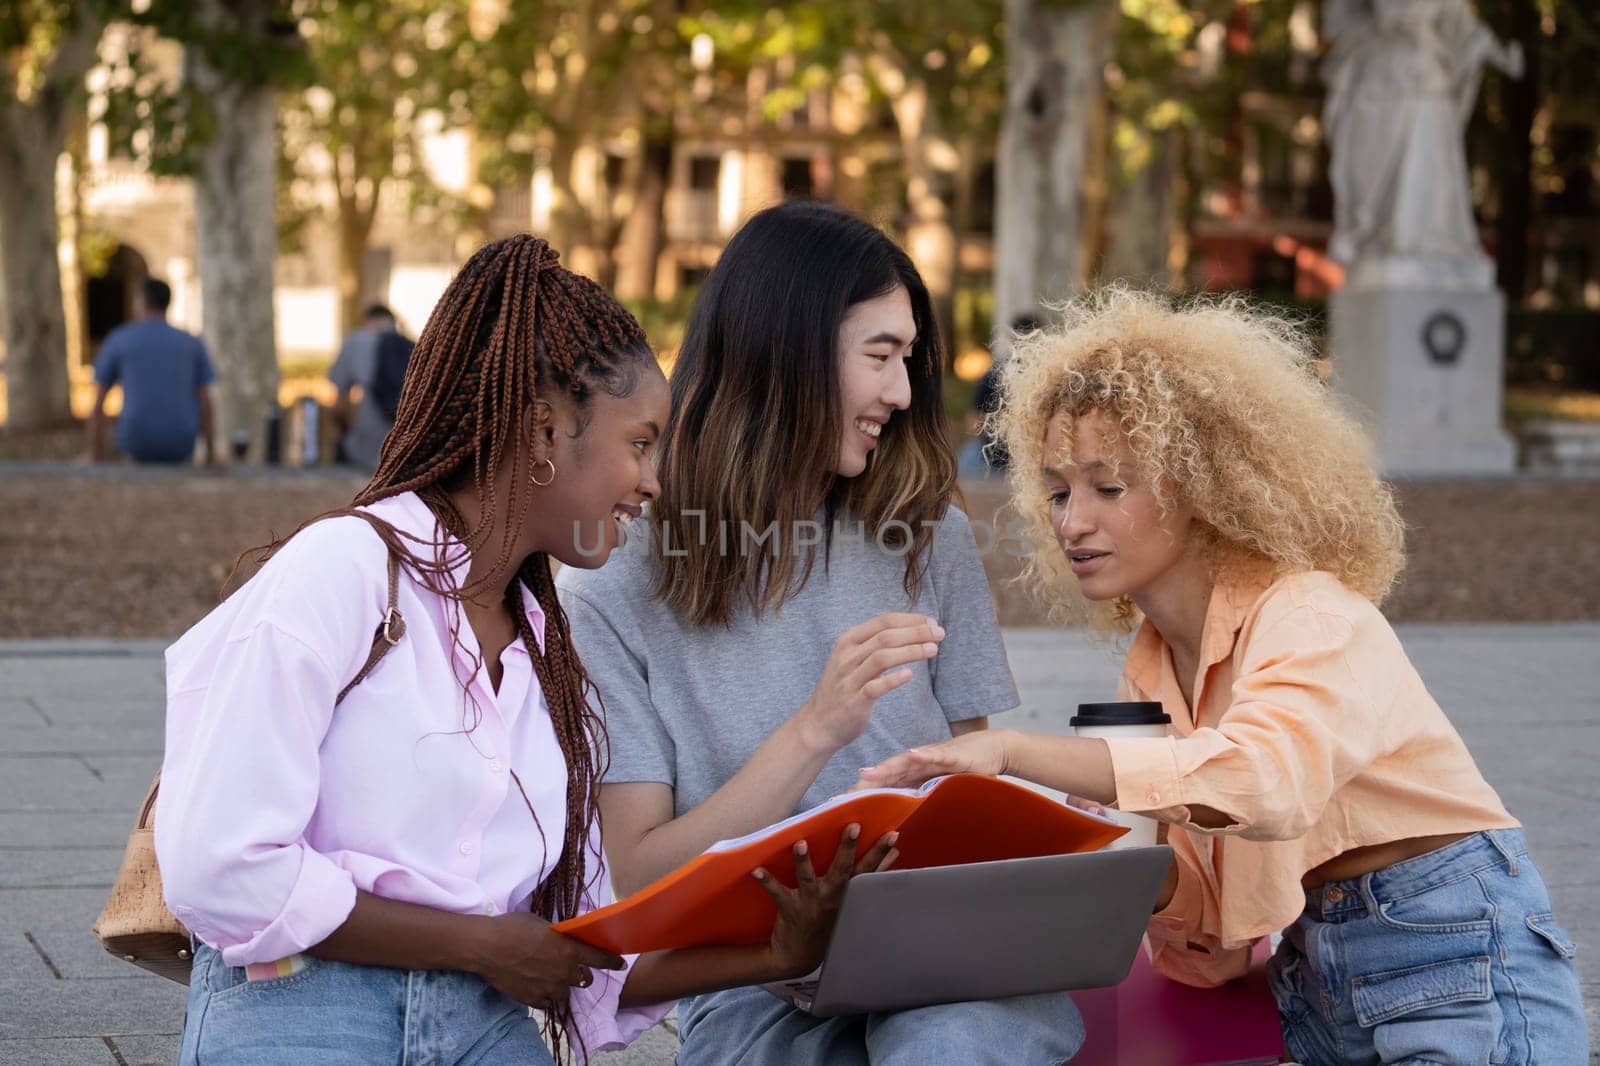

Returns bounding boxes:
[993,287,1405,635]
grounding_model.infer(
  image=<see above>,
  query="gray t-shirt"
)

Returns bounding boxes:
[328,329,392,470]
[557,507,1019,818]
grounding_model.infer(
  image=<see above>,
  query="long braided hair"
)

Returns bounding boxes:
[242,235,652,1058]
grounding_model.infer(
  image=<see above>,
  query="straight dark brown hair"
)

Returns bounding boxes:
[652,202,956,626]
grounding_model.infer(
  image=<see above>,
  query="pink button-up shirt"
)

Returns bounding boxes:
[155,491,666,1054]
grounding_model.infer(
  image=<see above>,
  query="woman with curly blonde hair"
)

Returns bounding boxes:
[863,290,1587,1065]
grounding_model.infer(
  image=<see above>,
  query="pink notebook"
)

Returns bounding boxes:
[1069,940,1286,1065]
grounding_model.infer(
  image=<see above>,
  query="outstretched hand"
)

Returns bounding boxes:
[753,823,899,979]
[856,730,1011,789]
[855,731,1108,816]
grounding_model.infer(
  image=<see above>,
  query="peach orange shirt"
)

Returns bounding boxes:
[1101,569,1518,987]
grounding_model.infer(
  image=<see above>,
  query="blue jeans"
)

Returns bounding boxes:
[1268,829,1588,1065]
[180,944,555,1065]
[676,984,1085,1065]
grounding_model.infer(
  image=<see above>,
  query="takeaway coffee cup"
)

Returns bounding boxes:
[1071,701,1172,848]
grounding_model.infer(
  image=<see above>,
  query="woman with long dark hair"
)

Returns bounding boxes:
[559,203,1085,1063]
[156,235,890,1065]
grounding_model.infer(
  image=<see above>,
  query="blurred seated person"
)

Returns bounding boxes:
[957,313,1039,478]
[328,304,414,471]
[86,278,217,465]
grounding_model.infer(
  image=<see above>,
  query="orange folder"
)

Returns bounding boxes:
[554,774,1128,955]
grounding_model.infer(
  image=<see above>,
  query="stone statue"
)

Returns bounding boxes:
[1322,0,1522,289]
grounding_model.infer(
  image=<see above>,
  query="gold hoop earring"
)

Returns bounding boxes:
[531,458,556,487]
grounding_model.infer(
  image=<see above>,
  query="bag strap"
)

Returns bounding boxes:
[336,514,406,706]
[136,520,406,832]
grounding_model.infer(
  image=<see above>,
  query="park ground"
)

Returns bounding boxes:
[0,465,1596,1063]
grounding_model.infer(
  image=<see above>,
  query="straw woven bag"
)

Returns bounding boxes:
[93,547,406,983]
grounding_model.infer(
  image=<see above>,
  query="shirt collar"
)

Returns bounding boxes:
[360,491,548,652]
[1123,565,1276,697]
[1197,565,1275,669]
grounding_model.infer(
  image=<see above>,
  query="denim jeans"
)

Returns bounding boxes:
[676,983,1085,1066]
[179,944,555,1065]
[1268,829,1588,1065]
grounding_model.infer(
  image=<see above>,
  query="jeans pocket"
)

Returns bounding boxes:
[208,955,321,1006]
[1372,876,1495,935]
[1351,954,1492,1027]
[1525,913,1578,960]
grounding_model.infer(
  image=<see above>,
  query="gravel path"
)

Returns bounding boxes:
[2,467,1597,638]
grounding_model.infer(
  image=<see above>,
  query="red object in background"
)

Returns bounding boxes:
[1070,940,1287,1065]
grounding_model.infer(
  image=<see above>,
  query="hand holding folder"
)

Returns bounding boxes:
[554,774,1127,955]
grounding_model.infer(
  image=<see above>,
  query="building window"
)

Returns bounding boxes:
[782,157,814,200]
[689,155,721,191]
[605,152,628,191]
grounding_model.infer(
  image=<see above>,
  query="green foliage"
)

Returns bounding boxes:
[1,1,124,115]
[1506,309,1600,392]
[279,1,470,222]
[688,0,1006,142]
[97,1,309,175]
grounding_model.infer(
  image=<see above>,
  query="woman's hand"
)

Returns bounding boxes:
[468,912,626,1010]
[856,729,1014,789]
[754,823,900,979]
[795,614,944,753]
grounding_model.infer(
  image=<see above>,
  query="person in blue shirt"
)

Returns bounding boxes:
[86,278,217,464]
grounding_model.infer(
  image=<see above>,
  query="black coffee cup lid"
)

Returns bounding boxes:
[1070,701,1171,728]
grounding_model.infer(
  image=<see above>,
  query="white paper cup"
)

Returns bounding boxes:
[1071,702,1173,849]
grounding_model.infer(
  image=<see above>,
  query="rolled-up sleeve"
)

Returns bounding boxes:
[1144,832,1254,987]
[1105,606,1393,841]
[569,826,672,1059]
[156,621,358,965]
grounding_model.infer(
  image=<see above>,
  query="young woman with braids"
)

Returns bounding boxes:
[155,235,893,1065]
[558,203,1087,1064]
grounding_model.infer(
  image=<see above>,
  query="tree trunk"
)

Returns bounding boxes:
[0,10,103,431]
[614,134,672,302]
[1101,128,1178,286]
[950,133,983,353]
[546,131,610,281]
[187,21,280,463]
[993,0,1115,335]
[337,193,380,332]
[1495,2,1539,303]
[0,103,75,430]
[883,71,958,353]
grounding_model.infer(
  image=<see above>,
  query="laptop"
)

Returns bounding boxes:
[766,845,1173,1018]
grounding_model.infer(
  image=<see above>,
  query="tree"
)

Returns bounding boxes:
[183,1,300,459]
[284,1,470,330]
[690,0,1007,347]
[470,0,684,286]
[0,1,109,430]
[108,1,304,459]
[994,0,1116,332]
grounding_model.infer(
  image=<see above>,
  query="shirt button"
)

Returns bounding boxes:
[484,902,497,916]
[1148,791,1162,804]
[458,841,474,856]
[488,760,502,774]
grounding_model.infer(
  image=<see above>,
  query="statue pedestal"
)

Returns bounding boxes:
[1330,284,1515,476]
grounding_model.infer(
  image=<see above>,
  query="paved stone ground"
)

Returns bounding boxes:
[2,625,1596,1064]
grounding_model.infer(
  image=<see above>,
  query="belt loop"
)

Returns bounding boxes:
[1487,830,1519,876]
[1357,871,1383,918]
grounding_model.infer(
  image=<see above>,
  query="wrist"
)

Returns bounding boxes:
[993,728,1018,776]
[761,944,816,983]
[451,914,499,975]
[789,702,837,758]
